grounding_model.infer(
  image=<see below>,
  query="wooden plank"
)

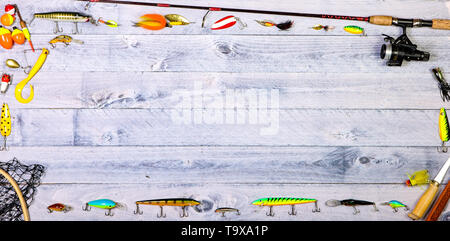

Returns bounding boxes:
[28,183,450,221]
[2,71,445,109]
[3,146,448,184]
[17,0,449,36]
[0,35,448,73]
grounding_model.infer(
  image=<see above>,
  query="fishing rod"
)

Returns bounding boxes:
[79,0,450,66]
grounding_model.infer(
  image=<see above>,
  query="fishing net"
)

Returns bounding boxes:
[0,157,45,221]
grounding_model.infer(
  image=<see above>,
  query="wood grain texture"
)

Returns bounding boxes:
[0,0,449,221]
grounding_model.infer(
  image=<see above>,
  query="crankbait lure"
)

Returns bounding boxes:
[165,14,194,26]
[311,24,335,31]
[1,103,11,151]
[49,35,84,48]
[215,207,240,217]
[82,199,120,216]
[255,20,294,30]
[31,12,95,34]
[211,15,247,30]
[344,25,365,35]
[133,14,167,30]
[1,74,11,94]
[438,108,449,152]
[381,200,409,212]
[433,68,450,102]
[134,198,201,218]
[15,48,49,104]
[405,169,430,186]
[47,203,72,213]
[252,197,320,216]
[325,199,379,215]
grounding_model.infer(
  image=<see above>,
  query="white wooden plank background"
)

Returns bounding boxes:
[0,0,449,221]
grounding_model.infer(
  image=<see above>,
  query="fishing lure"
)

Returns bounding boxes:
[252,197,320,216]
[325,199,379,215]
[344,25,365,35]
[134,198,201,218]
[215,207,240,217]
[438,107,449,152]
[165,14,194,26]
[1,103,11,151]
[133,14,167,30]
[1,74,11,94]
[15,48,49,104]
[433,68,450,102]
[381,200,409,212]
[311,24,335,31]
[96,18,118,27]
[31,12,95,34]
[82,199,119,216]
[49,35,84,48]
[405,169,430,186]
[255,20,294,30]
[47,203,72,213]
[211,15,246,30]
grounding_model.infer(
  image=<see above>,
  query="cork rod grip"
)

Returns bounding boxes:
[369,15,393,26]
[408,181,440,220]
[432,19,450,30]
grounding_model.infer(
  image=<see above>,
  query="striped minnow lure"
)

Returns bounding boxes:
[82,199,123,216]
[438,108,449,152]
[134,198,201,218]
[325,199,379,215]
[381,200,409,212]
[215,207,240,217]
[252,197,320,216]
[1,103,11,151]
[31,12,95,34]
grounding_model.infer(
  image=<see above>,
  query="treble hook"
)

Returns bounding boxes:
[288,205,297,216]
[438,142,448,153]
[53,21,63,34]
[82,203,91,211]
[352,206,360,215]
[105,209,114,216]
[312,201,321,213]
[157,206,166,218]
[372,204,379,212]
[180,206,189,218]
[266,206,275,217]
[134,204,143,215]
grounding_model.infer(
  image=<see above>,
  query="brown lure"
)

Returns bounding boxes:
[47,203,71,213]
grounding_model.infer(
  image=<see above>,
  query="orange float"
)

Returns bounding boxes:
[0,26,13,49]
[11,27,25,44]
[133,14,166,30]
[1,14,14,26]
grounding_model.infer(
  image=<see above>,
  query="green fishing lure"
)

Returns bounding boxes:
[381,200,409,212]
[252,197,320,216]
[344,25,365,35]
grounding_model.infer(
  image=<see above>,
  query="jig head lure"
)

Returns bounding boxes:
[255,20,294,30]
[325,199,379,215]
[47,203,72,213]
[432,68,450,102]
[82,199,120,216]
[133,198,201,218]
[381,200,409,213]
[49,35,84,48]
[406,169,430,186]
[252,197,320,217]
[438,108,449,153]
[15,48,49,104]
[1,103,11,151]
[215,207,240,217]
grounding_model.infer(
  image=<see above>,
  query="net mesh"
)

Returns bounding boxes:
[0,157,45,221]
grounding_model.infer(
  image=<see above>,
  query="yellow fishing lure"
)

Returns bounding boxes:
[438,108,449,152]
[406,169,430,186]
[1,103,11,151]
[15,48,49,104]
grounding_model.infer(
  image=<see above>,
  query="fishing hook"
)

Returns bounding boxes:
[180,206,189,218]
[201,10,210,28]
[133,204,143,215]
[266,206,275,217]
[105,209,114,216]
[82,203,91,211]
[352,206,360,215]
[288,205,297,216]
[73,22,80,34]
[312,201,321,213]
[157,206,166,218]
[438,142,448,153]
[53,21,63,34]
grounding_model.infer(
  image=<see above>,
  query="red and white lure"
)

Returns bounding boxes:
[1,74,11,94]
[211,15,246,30]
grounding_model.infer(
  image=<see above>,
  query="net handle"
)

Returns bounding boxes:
[0,168,30,221]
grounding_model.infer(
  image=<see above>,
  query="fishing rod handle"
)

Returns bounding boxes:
[408,181,440,220]
[369,15,393,26]
[432,19,450,30]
